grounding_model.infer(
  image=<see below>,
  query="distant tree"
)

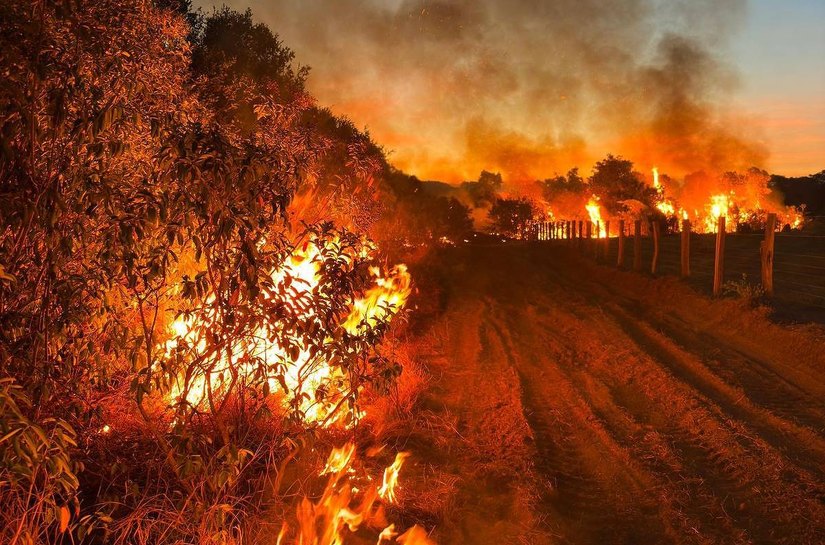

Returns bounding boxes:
[461,170,503,207]
[431,197,474,239]
[376,170,473,244]
[539,167,586,202]
[488,197,536,238]
[588,155,655,215]
[770,170,825,216]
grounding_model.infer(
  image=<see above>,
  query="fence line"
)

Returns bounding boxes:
[530,215,825,311]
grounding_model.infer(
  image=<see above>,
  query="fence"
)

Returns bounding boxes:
[531,215,825,312]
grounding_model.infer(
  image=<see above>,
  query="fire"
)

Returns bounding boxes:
[378,525,398,543]
[656,200,676,216]
[322,443,357,476]
[378,452,410,504]
[652,166,660,189]
[396,526,436,545]
[164,237,411,427]
[585,197,606,238]
[705,194,730,232]
[278,443,433,545]
[344,265,412,333]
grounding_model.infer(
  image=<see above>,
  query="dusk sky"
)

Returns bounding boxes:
[198,0,825,181]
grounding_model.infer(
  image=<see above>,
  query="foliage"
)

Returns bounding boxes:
[374,169,473,246]
[770,170,825,216]
[191,7,308,95]
[0,378,82,544]
[488,198,537,239]
[0,1,406,542]
[460,170,503,208]
[538,167,586,201]
[588,155,656,215]
[723,274,765,306]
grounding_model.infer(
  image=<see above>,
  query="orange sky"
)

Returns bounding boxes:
[202,0,825,182]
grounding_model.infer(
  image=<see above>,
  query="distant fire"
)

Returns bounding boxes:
[585,197,607,238]
[540,166,802,234]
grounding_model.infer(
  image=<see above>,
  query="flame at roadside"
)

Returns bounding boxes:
[163,238,411,427]
[277,443,434,545]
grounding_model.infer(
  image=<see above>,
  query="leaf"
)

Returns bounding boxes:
[0,264,15,283]
[59,505,70,533]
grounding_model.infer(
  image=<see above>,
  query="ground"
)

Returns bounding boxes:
[404,242,825,545]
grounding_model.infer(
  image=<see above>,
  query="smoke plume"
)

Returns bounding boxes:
[202,0,762,185]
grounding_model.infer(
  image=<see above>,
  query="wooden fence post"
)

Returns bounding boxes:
[633,219,642,272]
[578,220,583,251]
[761,213,776,296]
[651,220,660,275]
[604,220,610,260]
[593,221,599,258]
[713,216,726,296]
[680,219,691,277]
[617,220,625,268]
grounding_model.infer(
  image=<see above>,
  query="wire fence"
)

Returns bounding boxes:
[531,216,825,313]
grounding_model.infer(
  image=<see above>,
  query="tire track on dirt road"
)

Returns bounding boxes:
[423,245,825,544]
[546,254,825,479]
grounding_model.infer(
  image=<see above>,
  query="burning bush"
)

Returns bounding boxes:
[0,2,424,543]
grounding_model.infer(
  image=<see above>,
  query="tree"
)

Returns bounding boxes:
[538,167,586,202]
[461,170,503,207]
[376,170,473,244]
[588,155,655,215]
[488,198,537,238]
[191,7,308,93]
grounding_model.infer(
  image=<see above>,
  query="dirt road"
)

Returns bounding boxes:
[411,243,825,545]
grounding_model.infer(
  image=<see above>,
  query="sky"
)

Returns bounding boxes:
[195,0,825,182]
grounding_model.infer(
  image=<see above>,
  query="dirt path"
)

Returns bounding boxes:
[413,244,825,545]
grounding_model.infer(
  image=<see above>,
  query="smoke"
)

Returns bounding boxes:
[201,0,761,185]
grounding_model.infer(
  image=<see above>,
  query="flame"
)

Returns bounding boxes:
[656,200,676,216]
[378,452,410,504]
[164,238,410,427]
[344,265,412,334]
[396,526,436,545]
[548,166,802,236]
[322,443,357,476]
[705,194,730,232]
[378,525,398,543]
[585,197,606,238]
[277,443,433,545]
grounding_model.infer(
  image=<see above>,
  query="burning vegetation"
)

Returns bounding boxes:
[1,1,823,545]
[0,2,430,544]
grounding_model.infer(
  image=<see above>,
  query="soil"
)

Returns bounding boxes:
[407,242,825,545]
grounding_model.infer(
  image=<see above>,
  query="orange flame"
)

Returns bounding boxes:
[322,443,356,476]
[378,452,410,504]
[164,239,411,427]
[278,443,433,545]
[585,197,606,238]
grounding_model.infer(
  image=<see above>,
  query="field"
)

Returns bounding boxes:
[402,243,825,544]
